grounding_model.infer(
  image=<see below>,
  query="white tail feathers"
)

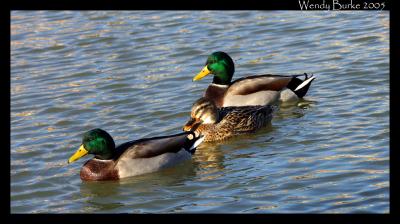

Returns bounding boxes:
[190,135,205,150]
[294,76,316,92]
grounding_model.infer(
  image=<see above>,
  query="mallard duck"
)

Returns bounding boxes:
[182,97,275,142]
[192,51,315,107]
[68,128,204,181]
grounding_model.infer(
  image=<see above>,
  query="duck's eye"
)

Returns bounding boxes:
[86,137,94,142]
[206,58,215,65]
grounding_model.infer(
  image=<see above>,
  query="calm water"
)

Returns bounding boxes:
[11,11,389,213]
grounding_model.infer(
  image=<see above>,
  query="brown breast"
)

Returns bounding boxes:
[204,84,228,108]
[80,159,119,181]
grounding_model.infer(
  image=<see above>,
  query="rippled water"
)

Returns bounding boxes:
[11,11,389,213]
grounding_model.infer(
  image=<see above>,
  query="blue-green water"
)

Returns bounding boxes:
[11,11,389,213]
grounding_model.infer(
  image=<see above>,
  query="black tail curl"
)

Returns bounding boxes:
[286,73,315,98]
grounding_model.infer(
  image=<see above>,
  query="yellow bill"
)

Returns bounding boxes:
[193,65,211,81]
[68,144,88,164]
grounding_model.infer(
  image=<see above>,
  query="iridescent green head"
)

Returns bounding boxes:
[68,128,116,163]
[192,51,235,85]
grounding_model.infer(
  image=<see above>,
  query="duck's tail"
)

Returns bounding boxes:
[286,73,315,98]
[183,132,205,154]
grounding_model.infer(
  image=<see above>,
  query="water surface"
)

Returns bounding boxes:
[11,11,389,213]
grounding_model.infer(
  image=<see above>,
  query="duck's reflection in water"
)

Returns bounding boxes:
[193,142,225,170]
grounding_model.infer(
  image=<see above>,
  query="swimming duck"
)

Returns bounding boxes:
[183,97,275,142]
[68,128,204,181]
[192,51,315,107]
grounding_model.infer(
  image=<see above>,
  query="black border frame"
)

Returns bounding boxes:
[6,0,397,222]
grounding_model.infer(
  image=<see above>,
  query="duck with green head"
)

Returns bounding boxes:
[192,51,315,107]
[68,128,204,181]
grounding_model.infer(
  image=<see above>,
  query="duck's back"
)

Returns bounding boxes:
[223,75,292,107]
[218,105,275,133]
[114,133,196,178]
[198,105,275,142]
